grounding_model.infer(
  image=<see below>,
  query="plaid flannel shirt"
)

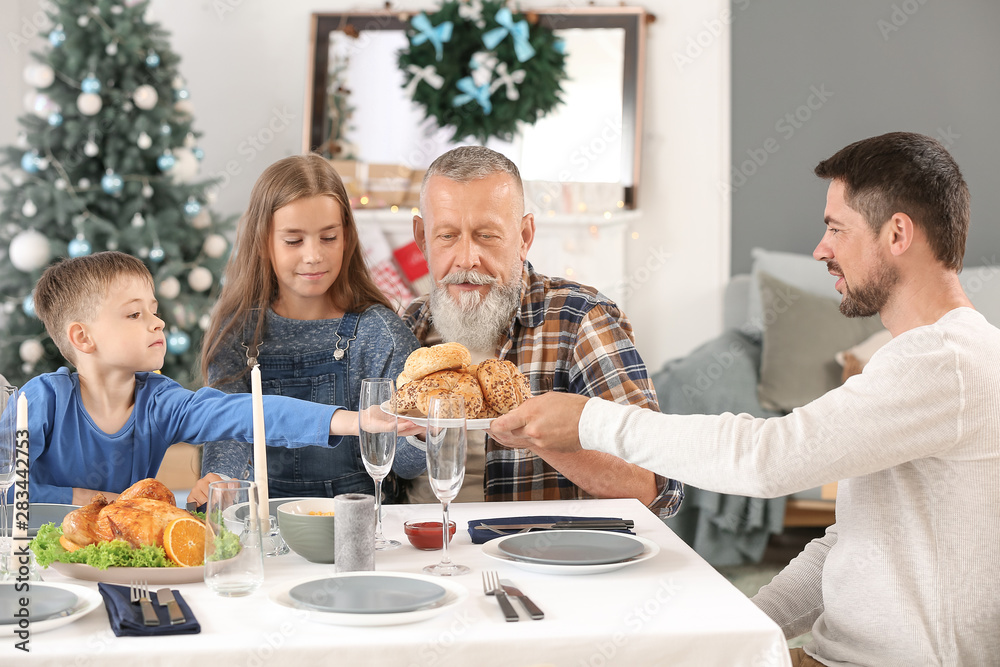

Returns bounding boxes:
[403,262,683,519]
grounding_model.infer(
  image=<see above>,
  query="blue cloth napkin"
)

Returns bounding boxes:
[98,583,200,636]
[467,515,634,544]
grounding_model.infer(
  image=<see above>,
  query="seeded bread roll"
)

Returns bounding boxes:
[414,370,485,417]
[476,359,531,415]
[403,342,471,380]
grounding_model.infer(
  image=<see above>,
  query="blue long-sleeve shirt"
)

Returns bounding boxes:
[8,367,342,504]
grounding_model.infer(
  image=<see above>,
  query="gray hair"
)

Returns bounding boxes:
[420,146,524,213]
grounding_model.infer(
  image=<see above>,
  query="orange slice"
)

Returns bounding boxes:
[59,534,83,552]
[163,516,206,567]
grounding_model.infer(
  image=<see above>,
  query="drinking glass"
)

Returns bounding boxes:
[0,386,17,564]
[204,480,264,596]
[423,394,469,576]
[358,378,400,550]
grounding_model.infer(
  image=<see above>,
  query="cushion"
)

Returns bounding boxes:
[745,248,843,338]
[756,271,886,412]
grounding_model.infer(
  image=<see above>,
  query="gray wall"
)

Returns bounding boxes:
[731,0,1000,274]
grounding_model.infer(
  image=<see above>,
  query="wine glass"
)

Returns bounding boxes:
[423,394,469,576]
[358,378,400,550]
[0,386,18,568]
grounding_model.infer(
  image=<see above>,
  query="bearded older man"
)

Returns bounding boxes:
[400,146,682,519]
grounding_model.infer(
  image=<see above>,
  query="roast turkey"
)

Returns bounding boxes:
[61,478,189,550]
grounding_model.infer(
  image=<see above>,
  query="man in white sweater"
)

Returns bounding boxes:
[490,132,1000,667]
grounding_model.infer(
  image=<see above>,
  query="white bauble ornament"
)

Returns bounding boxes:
[21,200,37,217]
[77,92,103,116]
[24,63,55,88]
[190,209,211,229]
[202,234,228,258]
[54,178,66,190]
[158,276,181,300]
[78,178,91,189]
[168,148,198,184]
[174,99,195,115]
[84,139,99,157]
[137,131,152,149]
[27,92,58,118]
[133,84,158,110]
[187,267,213,292]
[131,212,145,227]
[9,229,51,272]
[199,313,211,330]
[106,41,118,55]
[19,339,44,364]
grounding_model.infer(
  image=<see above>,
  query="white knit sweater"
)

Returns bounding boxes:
[581,308,1000,666]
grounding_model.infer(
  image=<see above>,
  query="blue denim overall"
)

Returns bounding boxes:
[253,311,371,498]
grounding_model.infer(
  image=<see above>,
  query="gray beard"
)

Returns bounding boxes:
[429,267,523,352]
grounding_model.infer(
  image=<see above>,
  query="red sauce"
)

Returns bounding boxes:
[404,520,456,550]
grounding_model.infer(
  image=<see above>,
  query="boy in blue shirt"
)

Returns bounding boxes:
[6,252,412,505]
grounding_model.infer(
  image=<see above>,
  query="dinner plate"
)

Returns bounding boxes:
[380,401,495,430]
[483,531,660,575]
[268,572,468,626]
[0,582,102,636]
[288,575,447,614]
[0,583,78,624]
[50,561,204,585]
[497,530,646,565]
[4,503,80,538]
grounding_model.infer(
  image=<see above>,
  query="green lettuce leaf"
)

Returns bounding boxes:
[30,522,176,569]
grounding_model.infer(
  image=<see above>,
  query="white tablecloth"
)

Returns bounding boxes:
[7,499,791,667]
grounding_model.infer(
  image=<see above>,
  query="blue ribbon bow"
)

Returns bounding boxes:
[411,13,453,61]
[481,8,536,62]
[452,76,493,115]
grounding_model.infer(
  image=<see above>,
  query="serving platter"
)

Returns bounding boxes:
[50,561,204,585]
[380,401,495,430]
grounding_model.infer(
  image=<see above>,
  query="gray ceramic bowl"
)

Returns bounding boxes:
[276,499,337,563]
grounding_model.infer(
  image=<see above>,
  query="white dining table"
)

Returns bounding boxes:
[7,498,792,667]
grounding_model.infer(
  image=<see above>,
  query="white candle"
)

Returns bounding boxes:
[251,365,269,529]
[12,393,29,563]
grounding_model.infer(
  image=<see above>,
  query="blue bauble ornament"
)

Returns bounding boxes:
[174,88,190,101]
[20,151,39,173]
[183,198,201,218]
[166,330,191,354]
[101,170,124,195]
[192,147,204,161]
[23,294,36,318]
[146,50,160,68]
[157,153,176,171]
[160,123,171,136]
[47,111,63,127]
[81,75,101,94]
[48,28,66,47]
[68,237,92,257]
[149,245,165,262]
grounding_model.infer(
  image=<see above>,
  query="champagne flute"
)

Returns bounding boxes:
[0,386,18,571]
[423,394,469,576]
[358,378,400,550]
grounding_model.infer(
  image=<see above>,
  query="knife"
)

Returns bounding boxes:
[474,520,634,532]
[156,588,186,625]
[500,579,544,620]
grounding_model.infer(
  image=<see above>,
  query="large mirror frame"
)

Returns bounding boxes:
[304,7,652,209]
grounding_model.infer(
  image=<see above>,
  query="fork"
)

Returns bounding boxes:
[482,570,519,622]
[130,580,159,626]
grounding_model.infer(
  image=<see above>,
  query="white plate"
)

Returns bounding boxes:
[0,582,102,636]
[482,531,660,575]
[50,561,204,585]
[380,401,495,430]
[497,530,646,565]
[269,572,468,626]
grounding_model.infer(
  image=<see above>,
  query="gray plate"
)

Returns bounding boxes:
[289,576,447,614]
[497,530,646,566]
[0,585,78,624]
[3,503,79,538]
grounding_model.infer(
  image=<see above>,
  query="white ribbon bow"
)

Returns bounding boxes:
[489,62,526,101]
[403,64,445,97]
[469,51,499,88]
[458,0,486,27]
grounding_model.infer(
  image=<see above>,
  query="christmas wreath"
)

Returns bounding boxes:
[398,0,567,144]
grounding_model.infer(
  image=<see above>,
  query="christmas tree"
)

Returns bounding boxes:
[0,0,234,388]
